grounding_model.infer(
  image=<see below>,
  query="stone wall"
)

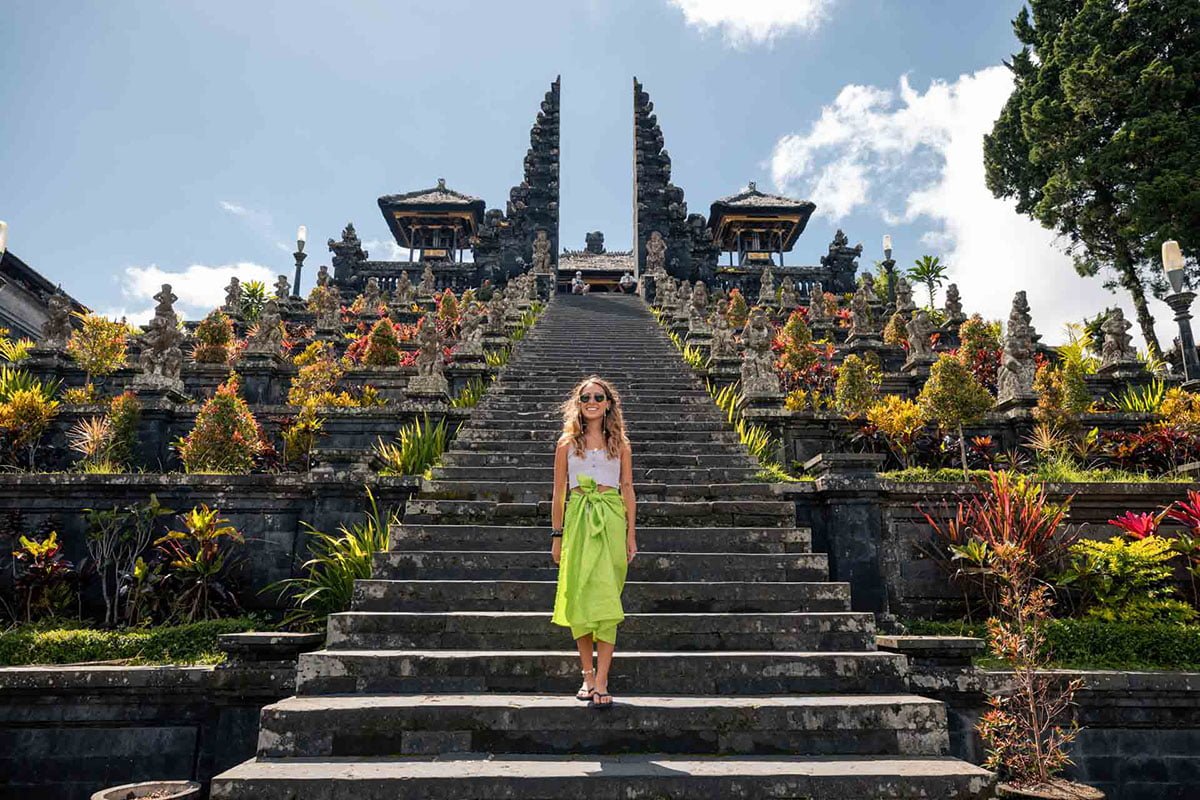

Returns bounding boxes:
[0,473,420,613]
[0,644,300,800]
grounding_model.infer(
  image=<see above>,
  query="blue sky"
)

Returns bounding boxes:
[1,0,1172,345]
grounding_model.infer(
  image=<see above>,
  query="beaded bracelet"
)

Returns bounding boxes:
[550,528,563,538]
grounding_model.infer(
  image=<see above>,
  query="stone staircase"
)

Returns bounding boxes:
[212,293,993,798]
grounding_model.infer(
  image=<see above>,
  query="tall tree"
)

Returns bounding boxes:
[984,0,1200,360]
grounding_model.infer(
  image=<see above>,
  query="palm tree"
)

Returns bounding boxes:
[907,255,948,308]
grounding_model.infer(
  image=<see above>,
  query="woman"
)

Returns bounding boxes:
[550,375,637,709]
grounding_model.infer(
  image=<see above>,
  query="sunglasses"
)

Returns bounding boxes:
[578,393,608,403]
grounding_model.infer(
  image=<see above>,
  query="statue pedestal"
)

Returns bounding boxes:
[237,352,286,405]
[740,389,785,408]
[406,373,450,403]
[132,376,188,403]
[1097,361,1146,380]
[901,356,936,379]
[993,395,1038,417]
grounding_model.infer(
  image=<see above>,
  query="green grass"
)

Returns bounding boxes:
[902,618,1200,671]
[881,465,1191,484]
[0,616,265,666]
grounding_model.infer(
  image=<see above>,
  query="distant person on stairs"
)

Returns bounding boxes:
[550,375,637,709]
[571,271,588,294]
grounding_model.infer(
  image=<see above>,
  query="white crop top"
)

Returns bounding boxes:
[567,447,622,489]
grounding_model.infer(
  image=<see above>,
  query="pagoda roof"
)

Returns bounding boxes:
[559,249,635,273]
[378,178,485,209]
[708,182,817,251]
[378,178,486,248]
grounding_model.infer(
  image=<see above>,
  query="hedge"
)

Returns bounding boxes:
[0,617,264,666]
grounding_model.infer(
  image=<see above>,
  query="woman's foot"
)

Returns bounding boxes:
[575,669,596,701]
[588,682,614,709]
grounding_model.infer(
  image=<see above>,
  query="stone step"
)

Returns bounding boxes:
[416,480,784,503]
[472,407,725,420]
[295,649,909,695]
[430,465,760,483]
[462,417,732,431]
[255,694,949,758]
[389,524,812,553]
[484,388,709,400]
[325,611,875,651]
[455,428,742,444]
[370,550,829,582]
[212,754,995,800]
[401,498,795,526]
[440,452,759,469]
[350,579,847,613]
[453,437,747,454]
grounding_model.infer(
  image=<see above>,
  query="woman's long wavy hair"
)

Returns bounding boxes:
[557,375,629,460]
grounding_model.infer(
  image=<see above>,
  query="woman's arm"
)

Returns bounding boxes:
[551,441,568,564]
[620,442,637,561]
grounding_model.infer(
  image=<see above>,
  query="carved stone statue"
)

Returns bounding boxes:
[709,300,736,359]
[996,290,1040,407]
[486,289,508,335]
[757,265,776,306]
[645,231,667,275]
[418,264,437,297]
[849,285,876,339]
[944,283,966,326]
[894,277,916,318]
[408,315,448,396]
[905,309,936,361]
[674,280,693,320]
[819,229,864,294]
[316,265,331,287]
[1100,307,1139,372]
[223,277,243,315]
[526,270,540,301]
[740,307,781,399]
[807,283,828,324]
[245,298,284,357]
[456,304,485,357]
[658,275,677,309]
[585,231,606,254]
[328,222,368,284]
[315,284,342,332]
[40,291,73,349]
[361,277,382,309]
[274,275,290,301]
[779,277,798,309]
[531,230,552,274]
[394,271,414,305]
[135,284,184,393]
[688,281,710,335]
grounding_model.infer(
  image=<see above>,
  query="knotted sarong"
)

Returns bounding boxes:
[551,473,628,644]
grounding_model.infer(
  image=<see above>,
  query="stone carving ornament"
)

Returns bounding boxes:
[740,307,781,397]
[316,265,331,287]
[316,284,342,332]
[223,277,243,315]
[894,276,916,318]
[41,291,73,349]
[850,284,876,338]
[409,314,448,395]
[136,284,184,390]
[779,277,798,309]
[245,298,284,357]
[905,309,935,361]
[274,275,291,301]
[486,289,508,334]
[418,265,437,297]
[709,300,735,359]
[532,230,552,274]
[645,231,667,275]
[807,283,828,324]
[757,265,776,306]
[996,290,1039,406]
[362,277,382,309]
[944,283,965,325]
[395,271,414,305]
[1100,307,1138,369]
[457,304,485,356]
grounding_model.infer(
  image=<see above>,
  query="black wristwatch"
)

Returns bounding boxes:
[550,528,563,538]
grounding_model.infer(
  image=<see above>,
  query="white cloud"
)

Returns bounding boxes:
[666,0,834,47]
[768,67,1176,348]
[101,262,278,325]
[219,200,291,253]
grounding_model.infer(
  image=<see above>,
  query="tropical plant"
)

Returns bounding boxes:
[373,414,449,476]
[176,373,268,473]
[866,395,927,469]
[882,312,907,347]
[67,416,113,470]
[281,400,323,470]
[484,346,511,368]
[83,495,174,627]
[1109,379,1168,414]
[239,279,267,322]
[104,390,141,469]
[0,386,60,467]
[437,288,460,323]
[833,354,881,418]
[983,0,1200,360]
[65,312,128,387]
[153,504,244,623]
[264,488,397,628]
[918,354,994,478]
[1033,359,1092,429]
[12,531,76,623]
[956,315,1004,394]
[907,255,948,308]
[450,376,490,409]
[1060,534,1195,624]
[192,311,235,364]
[725,289,749,327]
[288,342,348,406]
[361,317,403,367]
[0,333,34,363]
[680,343,707,371]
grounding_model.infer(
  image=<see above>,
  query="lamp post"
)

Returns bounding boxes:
[881,234,897,309]
[292,226,307,298]
[1162,240,1199,385]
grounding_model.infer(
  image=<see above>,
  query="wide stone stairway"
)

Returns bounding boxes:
[212,293,993,798]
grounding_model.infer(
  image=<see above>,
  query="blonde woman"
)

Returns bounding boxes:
[550,375,637,708]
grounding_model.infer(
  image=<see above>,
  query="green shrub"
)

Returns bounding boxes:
[451,377,491,409]
[374,413,450,476]
[834,354,881,418]
[0,617,262,666]
[362,318,402,367]
[176,373,268,473]
[265,488,396,628]
[192,311,234,364]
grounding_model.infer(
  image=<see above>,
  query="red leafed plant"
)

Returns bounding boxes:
[1165,490,1200,608]
[1107,510,1165,540]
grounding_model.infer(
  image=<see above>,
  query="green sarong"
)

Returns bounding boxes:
[551,473,628,644]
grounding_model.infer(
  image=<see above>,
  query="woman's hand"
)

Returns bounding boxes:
[551,537,562,565]
[626,533,638,563]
